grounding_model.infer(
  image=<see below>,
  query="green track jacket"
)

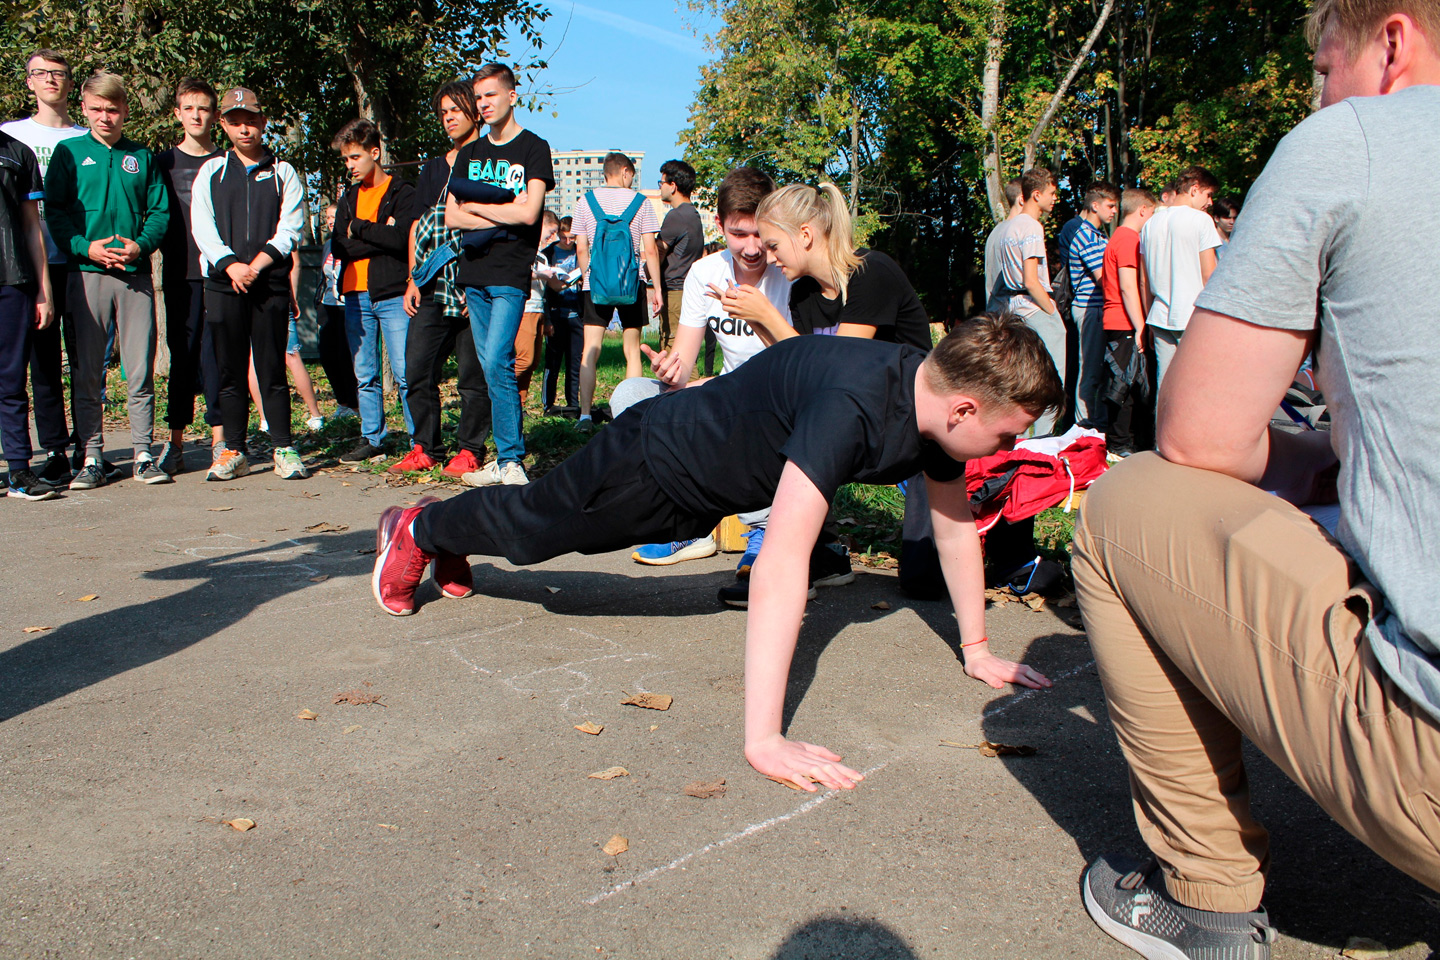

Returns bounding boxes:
[44,132,168,274]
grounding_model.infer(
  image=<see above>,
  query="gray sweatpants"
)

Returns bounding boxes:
[70,271,156,460]
[1020,308,1066,436]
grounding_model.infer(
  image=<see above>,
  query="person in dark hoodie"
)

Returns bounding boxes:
[330,118,417,463]
[44,71,169,489]
[189,86,306,481]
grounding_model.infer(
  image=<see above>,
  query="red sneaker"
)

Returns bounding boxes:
[372,496,439,616]
[442,448,481,478]
[433,552,474,599]
[388,444,438,475]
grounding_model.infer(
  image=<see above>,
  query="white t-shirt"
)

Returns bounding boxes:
[680,250,792,375]
[989,212,1051,316]
[1,117,89,263]
[1140,204,1222,331]
[525,250,549,314]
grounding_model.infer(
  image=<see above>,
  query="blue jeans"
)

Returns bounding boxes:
[345,291,412,446]
[464,285,527,464]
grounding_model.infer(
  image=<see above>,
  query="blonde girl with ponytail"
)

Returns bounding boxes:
[716,181,932,350]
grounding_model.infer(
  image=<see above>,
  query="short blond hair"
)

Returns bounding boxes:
[80,72,127,107]
[1306,0,1440,57]
[1121,188,1158,218]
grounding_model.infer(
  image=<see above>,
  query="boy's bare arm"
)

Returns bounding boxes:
[744,461,865,792]
[458,177,547,227]
[927,476,1051,690]
[1022,257,1057,314]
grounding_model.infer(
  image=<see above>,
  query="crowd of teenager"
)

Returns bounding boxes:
[3,2,1439,956]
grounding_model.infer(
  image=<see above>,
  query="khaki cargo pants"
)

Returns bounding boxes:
[1072,452,1440,912]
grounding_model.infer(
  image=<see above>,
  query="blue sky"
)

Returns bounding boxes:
[502,1,723,184]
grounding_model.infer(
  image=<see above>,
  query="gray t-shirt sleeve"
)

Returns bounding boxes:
[1194,102,1369,332]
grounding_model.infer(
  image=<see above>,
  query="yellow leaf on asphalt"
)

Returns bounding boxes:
[304,522,349,533]
[602,835,628,856]
[765,775,807,791]
[308,574,329,583]
[621,693,672,711]
[222,818,256,832]
[296,709,319,721]
[22,626,52,633]
[574,721,604,735]
[684,779,727,799]
[588,767,629,780]
[343,724,361,734]
[871,601,891,610]
[208,506,233,512]
[75,595,98,602]
[378,823,398,831]
[545,586,561,594]
[1342,938,1390,959]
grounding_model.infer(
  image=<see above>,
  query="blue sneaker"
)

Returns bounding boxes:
[735,527,765,578]
[632,534,717,566]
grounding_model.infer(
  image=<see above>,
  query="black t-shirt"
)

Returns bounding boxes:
[158,146,223,281]
[0,131,42,287]
[659,201,703,289]
[414,155,452,212]
[639,336,964,517]
[789,248,932,351]
[451,129,555,290]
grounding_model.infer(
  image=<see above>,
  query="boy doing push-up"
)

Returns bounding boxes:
[371,313,1063,789]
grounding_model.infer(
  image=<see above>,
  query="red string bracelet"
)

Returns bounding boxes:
[961,636,989,648]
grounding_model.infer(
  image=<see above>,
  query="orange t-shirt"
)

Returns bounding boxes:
[341,177,388,294]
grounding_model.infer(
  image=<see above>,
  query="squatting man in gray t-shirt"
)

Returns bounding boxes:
[1069,2,1440,958]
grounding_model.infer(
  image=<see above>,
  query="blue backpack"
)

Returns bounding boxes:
[585,191,645,306]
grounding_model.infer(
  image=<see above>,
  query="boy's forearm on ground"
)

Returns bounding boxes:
[743,463,829,750]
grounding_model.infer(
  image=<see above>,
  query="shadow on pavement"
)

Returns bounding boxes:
[0,530,374,722]
[985,633,1440,957]
[769,916,919,959]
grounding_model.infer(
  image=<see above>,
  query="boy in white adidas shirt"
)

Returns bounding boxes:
[617,167,792,567]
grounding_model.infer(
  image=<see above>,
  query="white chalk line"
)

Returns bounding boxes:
[981,659,1095,720]
[583,760,891,907]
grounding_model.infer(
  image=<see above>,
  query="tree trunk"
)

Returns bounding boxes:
[848,98,860,216]
[980,0,1008,223]
[342,47,392,166]
[1023,0,1115,169]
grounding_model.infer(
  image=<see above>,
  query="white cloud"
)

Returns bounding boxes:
[556,1,708,59]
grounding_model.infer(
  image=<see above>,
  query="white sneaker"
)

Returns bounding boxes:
[501,462,529,485]
[461,461,503,487]
[259,419,270,433]
[333,406,359,421]
[306,415,325,432]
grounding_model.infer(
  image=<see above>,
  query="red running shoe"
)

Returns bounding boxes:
[442,448,481,478]
[433,552,474,599]
[388,444,438,475]
[372,496,439,616]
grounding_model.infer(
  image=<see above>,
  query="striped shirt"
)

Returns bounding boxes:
[1067,218,1108,311]
[570,186,659,291]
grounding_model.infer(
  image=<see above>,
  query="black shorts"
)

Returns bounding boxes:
[582,289,648,330]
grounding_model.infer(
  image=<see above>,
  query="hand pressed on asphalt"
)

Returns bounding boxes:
[745,733,864,792]
[964,651,1051,690]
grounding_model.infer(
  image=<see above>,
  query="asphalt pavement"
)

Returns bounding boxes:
[1,444,1435,959]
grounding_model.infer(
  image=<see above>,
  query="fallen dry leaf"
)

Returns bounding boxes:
[308,574,329,583]
[649,724,658,732]
[766,775,807,791]
[940,738,1037,757]
[334,690,384,706]
[75,594,98,602]
[836,516,857,525]
[1342,938,1390,959]
[343,724,361,734]
[574,721,604,735]
[871,601,891,611]
[684,779,727,799]
[222,818,256,832]
[207,526,221,535]
[377,823,398,831]
[416,475,434,484]
[588,766,630,780]
[1026,596,1047,612]
[304,522,349,533]
[621,692,672,711]
[207,506,233,512]
[1054,594,1078,609]
[602,835,628,856]
[22,626,52,633]
[296,709,319,721]
[545,586,561,594]
[341,481,352,486]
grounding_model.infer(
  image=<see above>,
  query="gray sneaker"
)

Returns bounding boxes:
[207,447,250,481]
[135,457,173,484]
[69,461,106,490]
[1083,854,1275,960]
[273,446,310,480]
[157,441,185,476]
